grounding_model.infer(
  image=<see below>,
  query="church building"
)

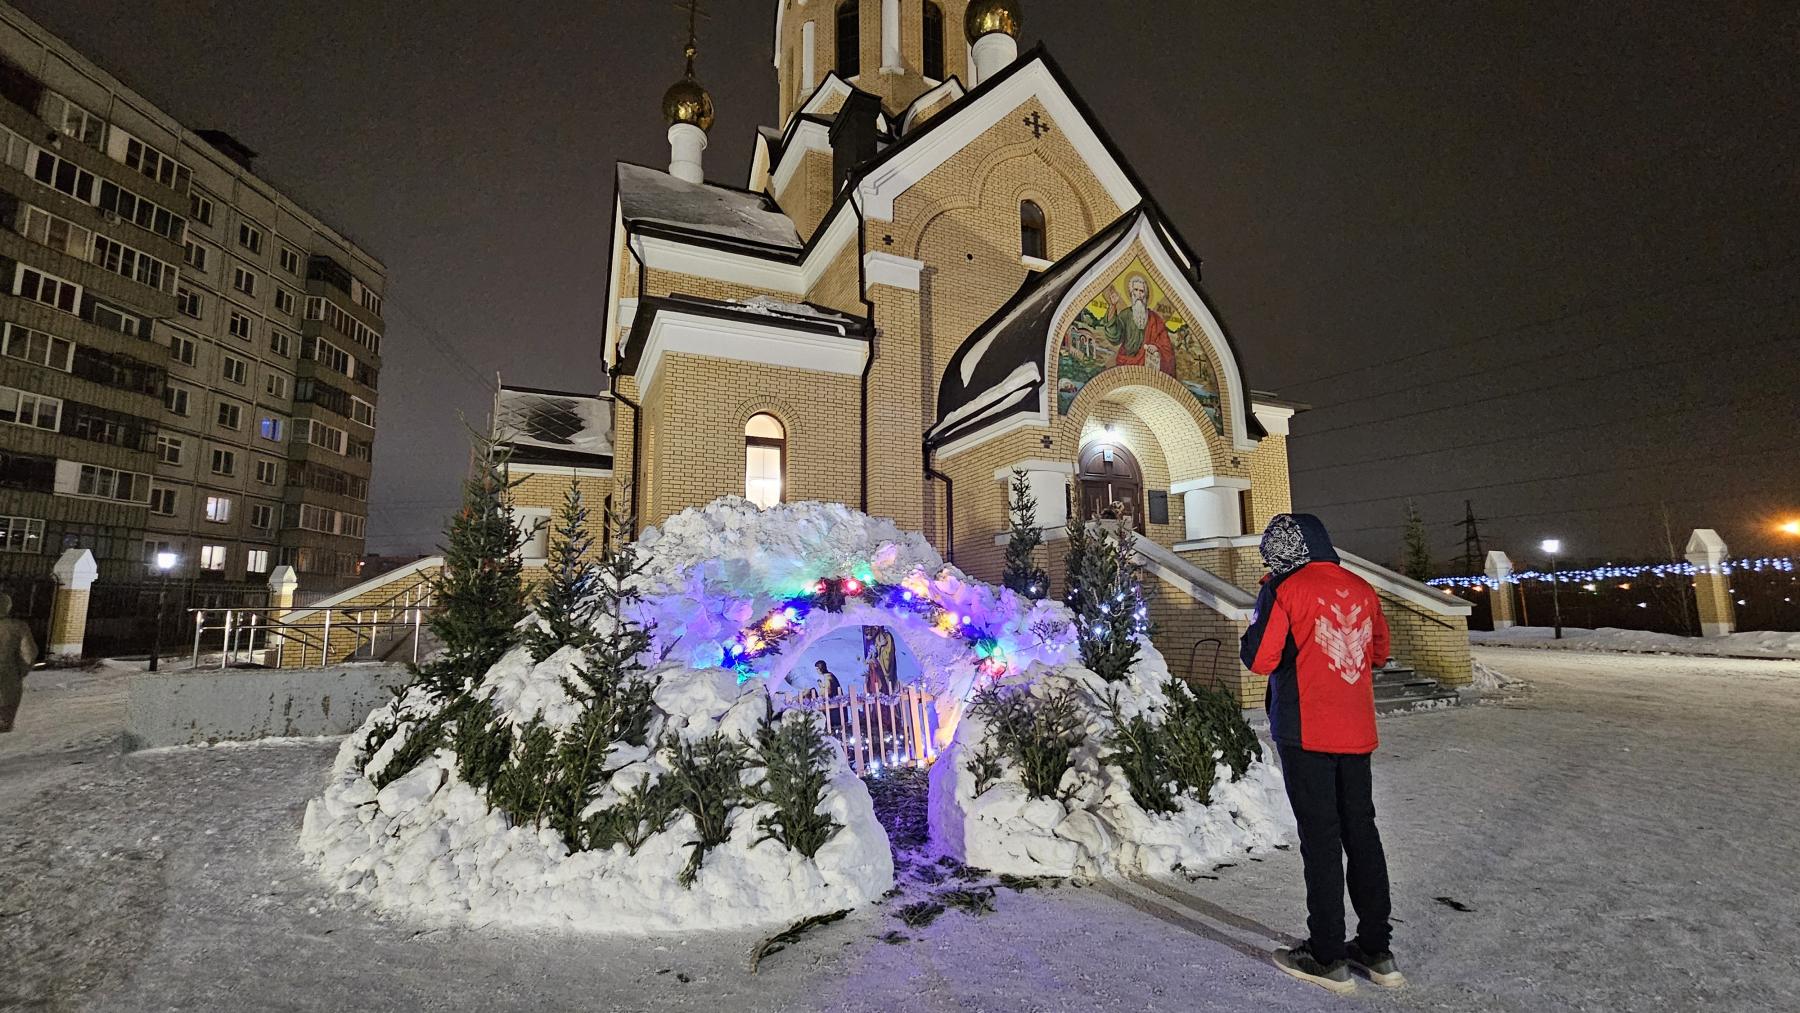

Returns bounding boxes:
[488,0,1474,702]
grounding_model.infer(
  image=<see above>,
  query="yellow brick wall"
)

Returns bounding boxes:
[1245,434,1292,528]
[48,588,89,655]
[1144,577,1259,706]
[638,353,864,524]
[1375,588,1473,686]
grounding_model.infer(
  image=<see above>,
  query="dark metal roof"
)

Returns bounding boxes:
[616,162,803,253]
[616,294,872,377]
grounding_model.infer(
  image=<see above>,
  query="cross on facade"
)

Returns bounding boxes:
[1023,110,1051,138]
[671,0,710,68]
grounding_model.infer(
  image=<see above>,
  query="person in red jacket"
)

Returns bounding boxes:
[1241,513,1404,993]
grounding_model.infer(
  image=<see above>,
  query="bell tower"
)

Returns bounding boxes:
[774,0,985,123]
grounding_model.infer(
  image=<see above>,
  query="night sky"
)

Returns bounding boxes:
[21,1,1799,570]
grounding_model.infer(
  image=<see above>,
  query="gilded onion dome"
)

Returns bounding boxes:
[662,42,715,131]
[964,0,1022,43]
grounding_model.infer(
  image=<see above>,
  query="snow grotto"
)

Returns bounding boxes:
[300,499,1292,933]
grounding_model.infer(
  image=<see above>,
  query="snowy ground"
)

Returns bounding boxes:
[5,646,1800,1011]
[1471,624,1800,659]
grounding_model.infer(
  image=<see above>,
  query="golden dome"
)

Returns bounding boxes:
[965,0,1022,43]
[661,75,715,132]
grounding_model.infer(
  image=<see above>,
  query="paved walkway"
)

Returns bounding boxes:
[2,647,1797,1011]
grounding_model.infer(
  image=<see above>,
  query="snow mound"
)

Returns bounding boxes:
[928,643,1292,879]
[1472,626,1800,660]
[1469,658,1520,693]
[301,647,893,934]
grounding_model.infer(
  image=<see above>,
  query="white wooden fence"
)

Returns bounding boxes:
[787,686,938,774]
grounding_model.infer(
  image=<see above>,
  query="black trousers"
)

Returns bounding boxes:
[1276,743,1393,964]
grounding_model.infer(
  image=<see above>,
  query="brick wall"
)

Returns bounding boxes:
[1375,587,1473,686]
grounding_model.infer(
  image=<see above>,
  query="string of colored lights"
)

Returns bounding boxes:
[722,574,1010,681]
[1427,556,1796,589]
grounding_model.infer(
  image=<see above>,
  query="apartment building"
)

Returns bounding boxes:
[0,2,385,592]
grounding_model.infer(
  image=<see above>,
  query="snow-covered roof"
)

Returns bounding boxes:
[494,385,613,469]
[616,162,802,253]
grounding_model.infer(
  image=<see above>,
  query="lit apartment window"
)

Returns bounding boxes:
[257,416,284,442]
[164,386,190,416]
[157,433,184,464]
[200,544,227,571]
[217,402,243,430]
[43,92,103,146]
[2,324,73,371]
[245,548,270,573]
[744,413,785,509]
[0,515,45,553]
[189,191,214,226]
[278,247,301,275]
[169,333,197,366]
[0,387,62,431]
[232,266,258,296]
[222,355,247,385]
[204,495,231,523]
[149,487,177,515]
[228,311,254,340]
[238,222,263,254]
[255,459,278,484]
[13,265,80,314]
[17,206,93,257]
[210,448,236,476]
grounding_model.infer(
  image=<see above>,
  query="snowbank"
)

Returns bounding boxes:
[928,643,1292,879]
[1472,626,1800,660]
[300,649,893,934]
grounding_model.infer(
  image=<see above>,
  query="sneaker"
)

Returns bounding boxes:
[1346,941,1406,988]
[1272,943,1356,994]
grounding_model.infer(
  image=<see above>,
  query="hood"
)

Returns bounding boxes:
[1259,513,1341,576]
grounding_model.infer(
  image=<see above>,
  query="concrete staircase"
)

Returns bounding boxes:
[1373,662,1463,713]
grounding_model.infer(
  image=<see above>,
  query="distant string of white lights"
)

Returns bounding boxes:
[1428,556,1796,589]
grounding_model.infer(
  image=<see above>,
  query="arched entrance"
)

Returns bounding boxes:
[787,623,937,773]
[1077,440,1144,528]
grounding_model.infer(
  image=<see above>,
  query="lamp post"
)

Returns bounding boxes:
[1540,538,1564,640]
[148,551,177,672]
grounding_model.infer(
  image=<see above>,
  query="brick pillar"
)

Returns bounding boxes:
[48,549,97,658]
[1684,529,1735,638]
[264,565,300,665]
[1484,550,1516,629]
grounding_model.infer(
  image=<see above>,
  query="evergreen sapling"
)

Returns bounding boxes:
[1001,469,1050,600]
[525,477,601,662]
[1064,511,1148,682]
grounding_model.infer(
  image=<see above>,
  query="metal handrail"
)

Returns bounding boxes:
[187,604,432,669]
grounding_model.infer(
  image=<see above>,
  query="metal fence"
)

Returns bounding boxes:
[84,579,271,659]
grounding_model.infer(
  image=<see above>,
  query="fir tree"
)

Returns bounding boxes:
[1063,508,1148,683]
[525,477,600,662]
[1401,500,1434,582]
[415,426,528,700]
[1001,469,1050,600]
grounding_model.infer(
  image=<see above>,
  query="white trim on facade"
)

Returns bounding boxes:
[772,118,832,198]
[509,463,614,479]
[856,57,1141,221]
[991,458,1074,481]
[636,309,870,395]
[1170,475,1253,495]
[626,199,858,299]
[1251,402,1295,437]
[1337,549,1475,617]
[863,251,925,291]
[930,411,1047,462]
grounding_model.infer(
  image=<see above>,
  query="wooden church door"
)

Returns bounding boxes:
[1077,442,1144,529]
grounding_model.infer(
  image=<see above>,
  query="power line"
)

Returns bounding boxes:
[1302,441,1788,513]
[1291,329,1796,441]
[1275,252,1800,392]
[383,297,496,394]
[1290,385,1772,475]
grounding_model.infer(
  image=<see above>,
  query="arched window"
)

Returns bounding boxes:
[836,1,861,78]
[921,2,945,81]
[745,413,786,509]
[1020,199,1047,260]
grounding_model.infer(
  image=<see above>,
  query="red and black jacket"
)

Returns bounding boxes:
[1240,518,1391,754]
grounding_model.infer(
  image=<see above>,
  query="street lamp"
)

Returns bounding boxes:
[1778,519,1800,537]
[1540,538,1564,640]
[149,551,177,672]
